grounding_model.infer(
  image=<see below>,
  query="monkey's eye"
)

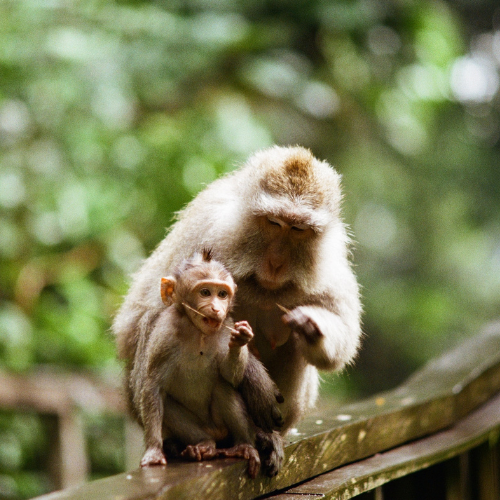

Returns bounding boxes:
[267,216,283,227]
[199,288,211,297]
[291,224,308,232]
[218,290,228,299]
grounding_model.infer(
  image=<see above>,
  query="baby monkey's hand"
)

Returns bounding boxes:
[229,321,254,348]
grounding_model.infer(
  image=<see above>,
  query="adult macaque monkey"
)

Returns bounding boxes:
[113,146,362,475]
[132,251,277,478]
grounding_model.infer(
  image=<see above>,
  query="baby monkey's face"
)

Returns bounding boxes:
[189,280,234,335]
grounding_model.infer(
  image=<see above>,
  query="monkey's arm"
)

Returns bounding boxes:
[283,297,362,372]
[238,354,284,432]
[218,321,252,386]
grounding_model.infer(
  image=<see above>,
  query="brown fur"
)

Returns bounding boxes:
[113,146,362,476]
[127,253,283,477]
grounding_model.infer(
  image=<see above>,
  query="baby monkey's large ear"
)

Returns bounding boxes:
[161,277,176,305]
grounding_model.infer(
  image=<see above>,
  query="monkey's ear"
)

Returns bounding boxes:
[161,277,176,305]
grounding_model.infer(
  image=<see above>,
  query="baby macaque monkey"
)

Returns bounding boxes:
[131,250,276,478]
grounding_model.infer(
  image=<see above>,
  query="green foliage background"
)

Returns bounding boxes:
[0,0,500,496]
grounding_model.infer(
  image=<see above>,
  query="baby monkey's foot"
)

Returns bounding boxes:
[180,440,218,461]
[218,444,261,478]
[140,446,167,467]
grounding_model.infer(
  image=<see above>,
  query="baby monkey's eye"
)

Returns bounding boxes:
[199,288,211,297]
[218,290,228,299]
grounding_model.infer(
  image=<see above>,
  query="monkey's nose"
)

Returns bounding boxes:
[271,263,283,274]
[268,260,285,278]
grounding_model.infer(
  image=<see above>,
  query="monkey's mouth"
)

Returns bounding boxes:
[203,317,222,329]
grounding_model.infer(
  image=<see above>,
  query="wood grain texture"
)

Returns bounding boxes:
[273,389,500,499]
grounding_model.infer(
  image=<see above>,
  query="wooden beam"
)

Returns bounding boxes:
[32,322,500,500]
[269,389,500,498]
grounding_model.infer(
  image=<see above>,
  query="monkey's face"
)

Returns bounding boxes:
[254,215,317,291]
[188,280,234,335]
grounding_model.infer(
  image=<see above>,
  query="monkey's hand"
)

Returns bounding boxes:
[229,320,254,348]
[180,440,218,461]
[140,446,167,467]
[282,307,323,345]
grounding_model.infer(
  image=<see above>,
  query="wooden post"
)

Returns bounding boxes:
[474,442,499,500]
[124,418,144,472]
[47,411,88,489]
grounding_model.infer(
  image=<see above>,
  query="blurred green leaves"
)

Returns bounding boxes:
[1,0,499,397]
[1,0,500,496]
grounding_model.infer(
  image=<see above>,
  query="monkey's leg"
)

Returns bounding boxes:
[211,383,261,478]
[162,397,218,461]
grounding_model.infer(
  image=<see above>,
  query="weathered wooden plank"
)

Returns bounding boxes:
[0,370,125,414]
[34,323,500,500]
[270,388,500,499]
[0,370,123,490]
[264,495,324,499]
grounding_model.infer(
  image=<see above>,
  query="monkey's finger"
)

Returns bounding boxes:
[229,331,253,347]
[281,309,301,325]
[233,320,251,329]
[199,446,218,460]
[236,328,254,341]
[180,445,201,461]
[282,310,322,344]
[234,322,254,338]
[247,452,261,479]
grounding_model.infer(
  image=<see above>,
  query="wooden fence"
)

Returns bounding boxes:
[0,369,143,490]
[4,322,500,499]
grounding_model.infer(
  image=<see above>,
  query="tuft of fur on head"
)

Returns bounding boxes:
[202,248,213,262]
[245,146,343,231]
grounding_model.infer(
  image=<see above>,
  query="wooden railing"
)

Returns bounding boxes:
[9,322,500,499]
[0,369,143,490]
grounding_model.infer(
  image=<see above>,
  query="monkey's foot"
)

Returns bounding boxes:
[256,431,284,477]
[180,440,218,461]
[218,444,261,479]
[140,447,167,467]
